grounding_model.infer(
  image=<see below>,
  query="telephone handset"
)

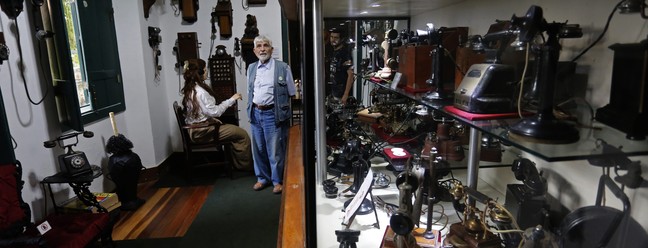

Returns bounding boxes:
[233,37,241,57]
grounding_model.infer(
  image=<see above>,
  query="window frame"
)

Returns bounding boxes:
[42,0,125,131]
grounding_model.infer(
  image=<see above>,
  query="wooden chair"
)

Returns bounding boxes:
[173,101,234,178]
[0,161,113,248]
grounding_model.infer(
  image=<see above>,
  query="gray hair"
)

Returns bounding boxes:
[253,35,273,47]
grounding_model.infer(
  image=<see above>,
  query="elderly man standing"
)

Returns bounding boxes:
[246,35,296,194]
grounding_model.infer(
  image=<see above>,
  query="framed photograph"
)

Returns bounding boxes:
[391,72,402,89]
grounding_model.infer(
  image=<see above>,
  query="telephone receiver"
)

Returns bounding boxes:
[210,8,217,36]
[234,37,241,56]
[0,0,24,19]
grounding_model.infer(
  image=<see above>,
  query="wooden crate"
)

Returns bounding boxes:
[399,44,433,92]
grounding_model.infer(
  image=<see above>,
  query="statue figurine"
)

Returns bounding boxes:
[241,14,260,69]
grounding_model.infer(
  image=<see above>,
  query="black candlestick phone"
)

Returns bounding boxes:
[44,131,94,177]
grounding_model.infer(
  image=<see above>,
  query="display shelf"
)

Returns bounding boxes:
[316,164,505,247]
[370,81,648,161]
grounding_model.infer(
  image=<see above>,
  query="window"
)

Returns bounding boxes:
[42,0,125,131]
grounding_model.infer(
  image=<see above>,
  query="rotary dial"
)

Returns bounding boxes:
[70,155,87,168]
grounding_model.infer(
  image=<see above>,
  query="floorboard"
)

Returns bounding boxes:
[112,181,212,240]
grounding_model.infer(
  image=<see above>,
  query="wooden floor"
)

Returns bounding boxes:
[114,124,303,242]
[112,179,212,240]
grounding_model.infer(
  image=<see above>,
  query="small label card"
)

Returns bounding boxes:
[37,220,52,235]
[342,168,374,226]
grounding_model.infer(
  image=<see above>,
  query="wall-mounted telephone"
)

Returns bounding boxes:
[173,32,199,69]
[178,0,198,23]
[44,131,95,177]
[149,27,162,79]
[213,0,233,38]
[0,0,24,19]
[0,32,8,64]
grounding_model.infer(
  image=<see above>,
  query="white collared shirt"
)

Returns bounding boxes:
[185,85,235,124]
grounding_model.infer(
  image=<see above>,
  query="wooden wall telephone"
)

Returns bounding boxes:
[213,0,233,38]
[179,0,199,23]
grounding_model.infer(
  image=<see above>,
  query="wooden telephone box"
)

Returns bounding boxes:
[398,27,468,93]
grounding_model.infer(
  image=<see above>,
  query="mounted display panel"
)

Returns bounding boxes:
[209,45,239,126]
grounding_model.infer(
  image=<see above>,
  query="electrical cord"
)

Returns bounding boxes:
[13,19,49,105]
[571,0,625,62]
[443,47,466,76]
[517,43,531,118]
[171,0,180,16]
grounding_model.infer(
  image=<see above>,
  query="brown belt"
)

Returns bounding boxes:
[253,103,274,110]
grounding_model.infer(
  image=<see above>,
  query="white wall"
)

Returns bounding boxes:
[0,0,285,221]
[410,0,648,232]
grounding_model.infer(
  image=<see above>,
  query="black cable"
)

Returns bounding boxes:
[171,1,180,16]
[571,0,625,62]
[14,19,48,105]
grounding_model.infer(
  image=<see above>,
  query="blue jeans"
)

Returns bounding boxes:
[250,108,288,186]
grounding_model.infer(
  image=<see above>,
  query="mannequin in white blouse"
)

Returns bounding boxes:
[181,59,252,170]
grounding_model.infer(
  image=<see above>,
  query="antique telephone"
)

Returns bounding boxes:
[43,131,95,177]
[445,184,506,247]
[0,32,8,64]
[507,5,582,144]
[178,0,198,23]
[148,26,162,79]
[213,0,233,38]
[453,24,518,114]
[0,0,23,62]
[504,158,550,246]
